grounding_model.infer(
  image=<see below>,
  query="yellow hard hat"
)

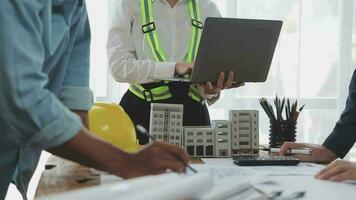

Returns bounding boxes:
[89,102,140,153]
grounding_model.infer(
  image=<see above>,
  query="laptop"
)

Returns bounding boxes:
[165,17,283,84]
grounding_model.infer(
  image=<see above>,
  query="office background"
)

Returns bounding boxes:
[87,0,356,160]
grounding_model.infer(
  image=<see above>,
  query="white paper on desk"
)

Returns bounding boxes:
[38,173,213,200]
[250,162,325,176]
[200,159,325,177]
[252,175,356,200]
[191,161,268,200]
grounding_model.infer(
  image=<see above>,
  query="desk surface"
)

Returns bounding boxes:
[35,156,356,200]
[34,156,204,199]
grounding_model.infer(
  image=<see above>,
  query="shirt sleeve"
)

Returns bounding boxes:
[323,70,356,158]
[107,0,175,84]
[59,4,93,111]
[0,1,82,150]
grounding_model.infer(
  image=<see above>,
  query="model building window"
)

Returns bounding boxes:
[196,146,204,156]
[159,114,163,118]
[206,146,214,156]
[187,146,194,156]
[219,149,228,156]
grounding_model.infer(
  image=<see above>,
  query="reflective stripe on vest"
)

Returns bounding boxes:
[129,0,204,104]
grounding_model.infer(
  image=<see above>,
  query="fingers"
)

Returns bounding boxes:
[207,82,213,91]
[315,160,356,182]
[160,160,186,173]
[279,142,308,156]
[315,161,342,178]
[223,71,234,89]
[154,142,190,165]
[203,73,224,95]
[329,171,356,182]
[316,164,347,180]
[216,72,225,91]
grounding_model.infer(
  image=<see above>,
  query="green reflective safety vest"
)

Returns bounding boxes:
[128,0,204,104]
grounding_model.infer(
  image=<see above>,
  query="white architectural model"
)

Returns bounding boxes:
[149,104,260,158]
[183,126,215,158]
[229,110,259,157]
[212,120,232,157]
[149,103,183,146]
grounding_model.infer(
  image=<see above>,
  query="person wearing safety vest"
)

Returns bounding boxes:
[108,0,244,145]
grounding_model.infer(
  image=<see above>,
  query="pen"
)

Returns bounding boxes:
[270,148,312,155]
[136,125,198,174]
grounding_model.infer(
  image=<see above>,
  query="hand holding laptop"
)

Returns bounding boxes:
[175,62,194,77]
[174,62,245,97]
[199,71,245,95]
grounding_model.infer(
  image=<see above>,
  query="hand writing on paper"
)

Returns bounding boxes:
[121,142,190,178]
[279,142,337,163]
[316,160,356,182]
[200,71,245,95]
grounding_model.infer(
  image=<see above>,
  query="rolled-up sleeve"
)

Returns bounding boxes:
[0,1,82,149]
[59,6,93,111]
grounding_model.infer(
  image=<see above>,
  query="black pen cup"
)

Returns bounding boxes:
[269,120,297,148]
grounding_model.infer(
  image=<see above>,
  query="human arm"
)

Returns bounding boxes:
[197,71,245,106]
[279,71,356,162]
[48,128,190,178]
[315,160,356,182]
[0,1,188,178]
[279,142,337,163]
[107,0,176,84]
[322,70,356,158]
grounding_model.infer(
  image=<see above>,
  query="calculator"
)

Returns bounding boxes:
[233,156,300,166]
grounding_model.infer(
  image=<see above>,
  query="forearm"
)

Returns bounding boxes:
[323,124,356,159]
[72,110,89,128]
[47,127,129,177]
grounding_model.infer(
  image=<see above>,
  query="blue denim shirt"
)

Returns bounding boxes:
[0,1,92,199]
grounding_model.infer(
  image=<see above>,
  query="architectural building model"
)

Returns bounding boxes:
[212,120,232,157]
[148,103,259,158]
[149,103,183,146]
[229,110,259,157]
[183,126,215,158]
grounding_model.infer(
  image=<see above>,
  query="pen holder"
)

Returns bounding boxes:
[269,120,296,148]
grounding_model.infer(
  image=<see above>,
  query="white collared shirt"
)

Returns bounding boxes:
[107,0,221,84]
